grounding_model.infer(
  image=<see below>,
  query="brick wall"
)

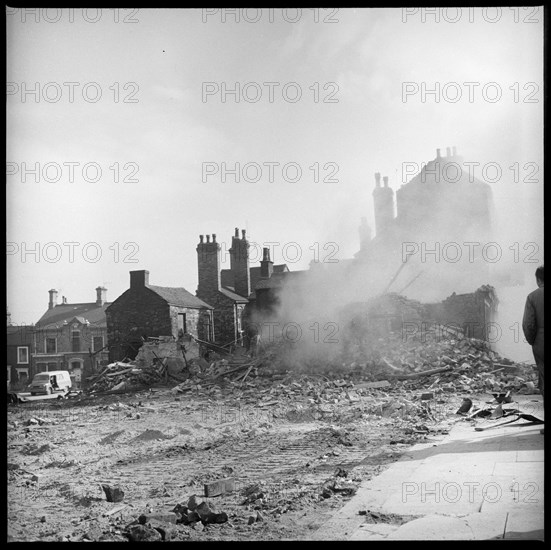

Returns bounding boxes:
[196,288,238,345]
[436,292,488,339]
[168,305,203,339]
[106,288,172,362]
[230,230,250,298]
[197,235,221,297]
[33,323,109,381]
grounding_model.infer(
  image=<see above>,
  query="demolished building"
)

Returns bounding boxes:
[106,270,213,362]
[242,147,501,346]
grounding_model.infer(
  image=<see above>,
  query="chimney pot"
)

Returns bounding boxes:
[241,229,246,239]
[199,235,204,243]
[452,146,457,156]
[206,235,210,243]
[446,147,451,157]
[383,176,389,187]
[374,172,381,187]
[234,227,239,238]
[212,234,216,243]
[436,148,441,158]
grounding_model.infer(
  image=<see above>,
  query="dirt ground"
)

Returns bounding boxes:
[7,374,461,542]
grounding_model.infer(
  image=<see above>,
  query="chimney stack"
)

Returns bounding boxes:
[230,227,250,298]
[260,247,274,279]
[48,289,58,310]
[130,270,149,289]
[359,216,372,250]
[446,147,451,157]
[436,148,441,159]
[197,233,221,298]
[62,296,67,305]
[372,174,395,237]
[374,172,381,187]
[96,286,107,306]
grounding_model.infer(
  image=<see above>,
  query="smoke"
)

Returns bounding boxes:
[251,147,542,367]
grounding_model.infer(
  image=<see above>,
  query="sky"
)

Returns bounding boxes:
[6,6,544,357]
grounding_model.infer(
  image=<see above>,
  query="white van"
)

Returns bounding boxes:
[29,370,72,395]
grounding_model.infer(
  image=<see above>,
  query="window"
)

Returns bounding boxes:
[178,313,187,333]
[93,336,104,352]
[71,330,81,352]
[202,315,213,342]
[46,338,57,354]
[17,347,29,364]
[47,362,57,371]
[37,363,48,372]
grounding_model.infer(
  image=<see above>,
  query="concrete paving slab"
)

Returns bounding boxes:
[459,510,509,539]
[480,488,543,513]
[492,460,544,478]
[385,514,477,540]
[381,474,490,515]
[504,508,544,540]
[349,522,398,540]
[516,450,544,462]
[419,451,508,467]
[316,396,545,541]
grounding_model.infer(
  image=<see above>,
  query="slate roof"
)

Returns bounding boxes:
[254,270,307,290]
[36,303,111,329]
[6,325,34,344]
[404,155,488,188]
[219,287,248,303]
[148,285,213,309]
[220,264,288,297]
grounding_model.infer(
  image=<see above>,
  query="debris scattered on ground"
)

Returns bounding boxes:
[101,484,125,503]
[7,316,541,542]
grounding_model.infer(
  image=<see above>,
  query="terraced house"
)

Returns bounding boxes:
[33,287,111,388]
[6,311,33,390]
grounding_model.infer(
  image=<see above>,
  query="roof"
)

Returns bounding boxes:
[36,303,111,329]
[254,270,307,290]
[249,265,288,290]
[219,287,248,303]
[220,264,289,296]
[7,325,34,345]
[148,285,213,309]
[404,155,489,188]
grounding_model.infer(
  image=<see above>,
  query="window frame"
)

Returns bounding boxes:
[17,346,29,364]
[45,337,57,354]
[93,335,104,353]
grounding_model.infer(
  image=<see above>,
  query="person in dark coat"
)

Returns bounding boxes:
[522,265,544,433]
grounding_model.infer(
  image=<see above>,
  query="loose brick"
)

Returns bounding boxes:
[204,477,235,497]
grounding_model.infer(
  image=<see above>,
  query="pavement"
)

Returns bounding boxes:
[313,395,544,541]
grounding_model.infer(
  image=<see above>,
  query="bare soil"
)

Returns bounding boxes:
[7,376,455,542]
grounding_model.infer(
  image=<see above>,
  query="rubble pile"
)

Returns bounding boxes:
[87,359,170,393]
[84,324,538,405]
[338,324,539,395]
